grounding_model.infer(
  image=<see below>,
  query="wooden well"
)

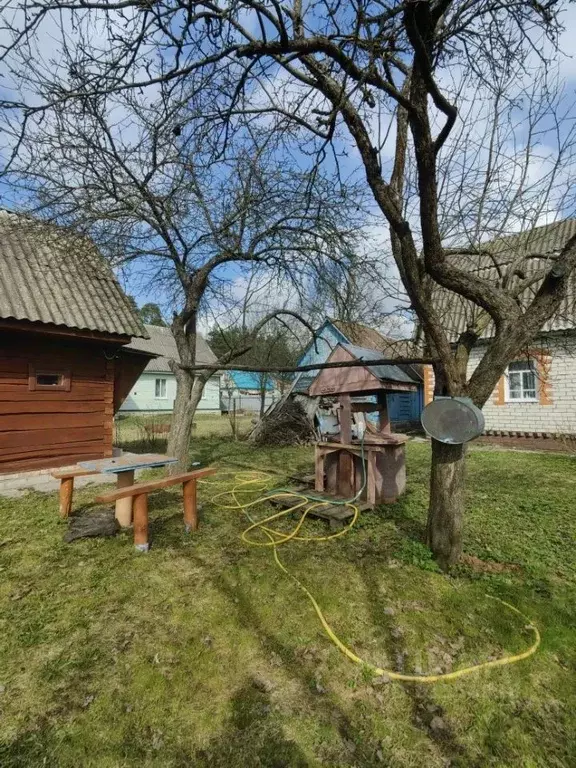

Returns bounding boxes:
[308,344,418,506]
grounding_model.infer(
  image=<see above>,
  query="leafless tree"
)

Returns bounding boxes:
[2,0,576,565]
[5,80,364,471]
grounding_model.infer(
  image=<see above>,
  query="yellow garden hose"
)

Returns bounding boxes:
[202,470,540,684]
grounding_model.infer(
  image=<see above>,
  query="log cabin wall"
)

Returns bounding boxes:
[0,332,120,473]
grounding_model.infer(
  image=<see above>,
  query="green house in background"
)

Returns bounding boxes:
[119,324,220,413]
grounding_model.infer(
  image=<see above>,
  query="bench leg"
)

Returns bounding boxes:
[133,493,149,552]
[115,470,135,528]
[183,479,198,533]
[59,477,74,519]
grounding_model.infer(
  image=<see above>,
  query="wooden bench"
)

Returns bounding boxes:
[52,466,101,519]
[95,467,216,551]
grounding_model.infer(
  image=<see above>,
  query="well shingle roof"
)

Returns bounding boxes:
[436,219,576,340]
[342,344,420,385]
[0,211,147,338]
[125,324,217,373]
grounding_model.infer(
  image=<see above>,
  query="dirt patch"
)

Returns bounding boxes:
[476,435,572,453]
[460,554,522,574]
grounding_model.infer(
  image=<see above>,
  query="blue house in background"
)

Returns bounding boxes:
[221,369,278,413]
[293,318,423,424]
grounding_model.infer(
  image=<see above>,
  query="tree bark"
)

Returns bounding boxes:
[259,388,266,419]
[166,370,205,473]
[425,439,467,569]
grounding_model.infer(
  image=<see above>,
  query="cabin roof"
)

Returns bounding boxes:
[0,211,147,338]
[124,324,217,373]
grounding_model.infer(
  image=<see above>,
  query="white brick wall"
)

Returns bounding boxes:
[469,338,576,434]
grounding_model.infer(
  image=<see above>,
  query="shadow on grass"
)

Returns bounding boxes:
[187,551,385,767]
[356,559,474,768]
[193,680,309,768]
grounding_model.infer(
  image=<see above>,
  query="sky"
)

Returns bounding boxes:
[1,2,576,338]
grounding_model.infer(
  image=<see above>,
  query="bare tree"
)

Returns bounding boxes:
[2,0,576,565]
[6,81,363,471]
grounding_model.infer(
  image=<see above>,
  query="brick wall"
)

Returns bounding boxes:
[423,338,576,435]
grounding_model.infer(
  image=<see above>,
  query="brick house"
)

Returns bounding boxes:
[423,219,576,436]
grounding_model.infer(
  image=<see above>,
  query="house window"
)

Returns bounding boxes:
[155,378,167,398]
[28,366,71,392]
[506,360,537,401]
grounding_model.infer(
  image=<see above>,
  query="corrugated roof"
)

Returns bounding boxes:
[342,344,420,385]
[329,317,417,357]
[0,211,147,338]
[124,324,217,373]
[225,370,274,390]
[436,219,576,340]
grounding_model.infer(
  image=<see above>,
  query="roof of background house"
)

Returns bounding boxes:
[0,210,147,338]
[341,343,420,385]
[436,219,576,340]
[328,318,413,355]
[124,324,217,373]
[224,370,274,390]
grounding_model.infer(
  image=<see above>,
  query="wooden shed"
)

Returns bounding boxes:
[0,212,151,473]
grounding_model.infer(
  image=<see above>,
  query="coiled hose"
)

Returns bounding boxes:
[201,469,540,684]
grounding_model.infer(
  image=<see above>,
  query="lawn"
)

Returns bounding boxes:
[0,440,574,767]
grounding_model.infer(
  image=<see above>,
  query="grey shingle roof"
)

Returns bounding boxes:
[125,324,217,373]
[0,211,147,338]
[342,344,419,385]
[436,219,576,340]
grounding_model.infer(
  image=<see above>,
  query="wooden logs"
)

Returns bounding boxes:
[183,479,198,532]
[115,470,135,528]
[59,476,74,519]
[133,493,149,552]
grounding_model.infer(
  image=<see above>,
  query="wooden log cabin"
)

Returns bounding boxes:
[0,211,152,473]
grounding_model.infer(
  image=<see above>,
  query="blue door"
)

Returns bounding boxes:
[387,390,422,422]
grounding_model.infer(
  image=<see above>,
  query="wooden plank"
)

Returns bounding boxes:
[339,394,352,444]
[351,402,384,413]
[2,440,105,463]
[0,426,105,450]
[267,490,363,521]
[0,412,105,431]
[0,400,105,414]
[0,390,106,402]
[0,452,106,474]
[95,467,217,502]
[52,466,101,479]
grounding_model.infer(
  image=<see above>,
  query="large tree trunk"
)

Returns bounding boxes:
[425,439,467,569]
[167,370,205,473]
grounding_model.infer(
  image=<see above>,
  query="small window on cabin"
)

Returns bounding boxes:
[155,378,167,398]
[28,366,71,392]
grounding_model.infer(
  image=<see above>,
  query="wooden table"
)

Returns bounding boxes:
[78,454,178,527]
[315,436,409,505]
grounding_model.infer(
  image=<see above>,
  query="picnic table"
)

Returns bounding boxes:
[78,453,178,527]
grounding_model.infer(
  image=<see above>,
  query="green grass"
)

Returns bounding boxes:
[0,440,575,767]
[114,412,255,452]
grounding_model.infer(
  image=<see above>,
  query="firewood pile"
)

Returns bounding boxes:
[252,398,316,446]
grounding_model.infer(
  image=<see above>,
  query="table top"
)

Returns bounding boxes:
[78,453,178,474]
[316,436,409,450]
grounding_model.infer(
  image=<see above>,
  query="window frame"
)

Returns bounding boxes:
[154,377,168,399]
[28,366,71,392]
[504,359,538,403]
